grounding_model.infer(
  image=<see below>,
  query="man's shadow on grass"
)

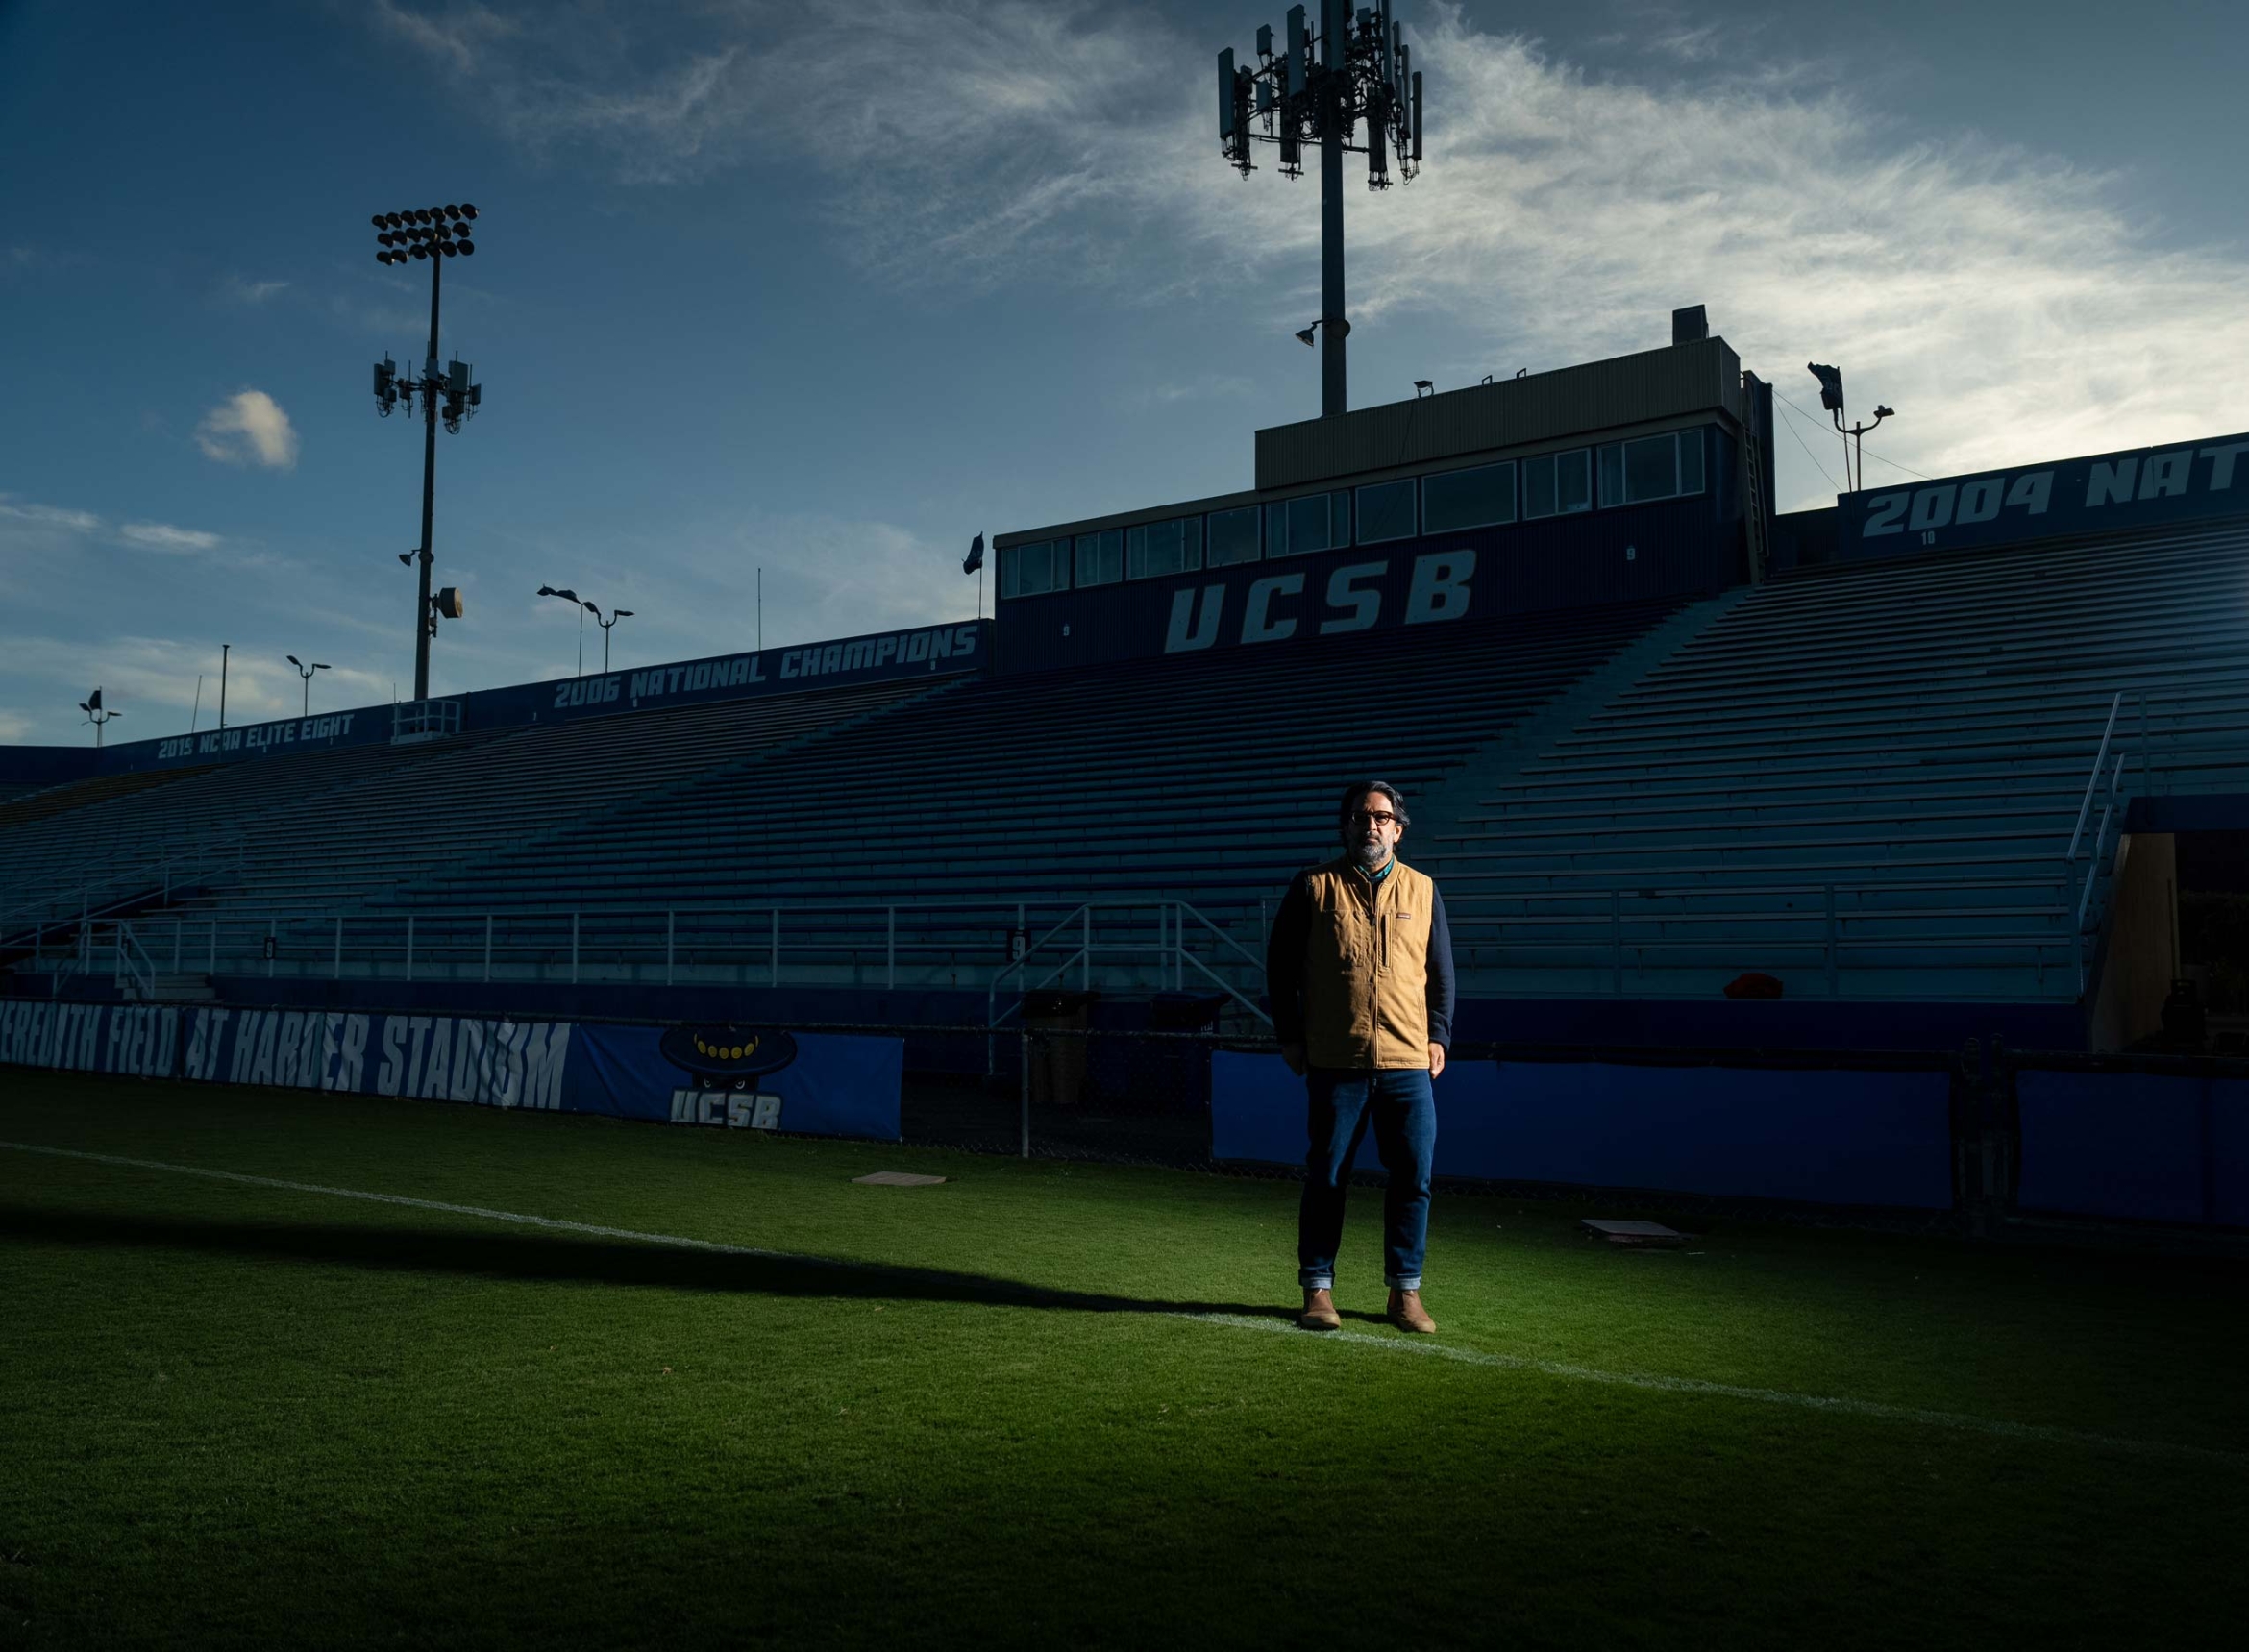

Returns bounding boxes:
[0,1204,1357,1324]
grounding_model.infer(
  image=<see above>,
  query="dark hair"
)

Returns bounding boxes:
[1338,780,1409,831]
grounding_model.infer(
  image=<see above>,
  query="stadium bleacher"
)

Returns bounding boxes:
[0,598,1680,999]
[1425,517,2249,1000]
[6,485,2246,1034]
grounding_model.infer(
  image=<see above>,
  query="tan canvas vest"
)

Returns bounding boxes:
[1295,855,1437,1070]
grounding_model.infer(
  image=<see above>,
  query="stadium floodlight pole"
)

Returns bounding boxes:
[1807,362,1893,494]
[77,686,120,749]
[286,655,331,716]
[584,602,634,675]
[1217,0,1425,418]
[370,203,485,700]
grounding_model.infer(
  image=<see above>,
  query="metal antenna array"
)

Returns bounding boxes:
[1217,1,1426,418]
[368,202,484,700]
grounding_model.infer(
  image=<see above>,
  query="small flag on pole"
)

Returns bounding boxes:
[963,533,985,576]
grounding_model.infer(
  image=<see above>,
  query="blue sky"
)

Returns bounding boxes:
[3,0,2244,745]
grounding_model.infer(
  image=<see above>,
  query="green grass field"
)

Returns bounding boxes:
[2,1072,2244,1649]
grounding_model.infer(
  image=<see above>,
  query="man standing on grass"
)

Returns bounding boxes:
[1267,780,1455,1335]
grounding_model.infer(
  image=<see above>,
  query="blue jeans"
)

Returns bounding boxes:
[1298,1067,1436,1293]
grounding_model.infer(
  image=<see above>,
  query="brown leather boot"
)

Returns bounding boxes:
[1299,1287,1341,1331]
[1387,1288,1436,1334]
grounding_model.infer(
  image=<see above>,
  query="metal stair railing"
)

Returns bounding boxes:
[112,921,157,1000]
[0,830,248,947]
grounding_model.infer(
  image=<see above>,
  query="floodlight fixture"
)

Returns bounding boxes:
[539,584,593,675]
[1295,324,1318,346]
[584,598,635,674]
[1215,0,1430,418]
[79,685,121,746]
[1413,380,1433,396]
[367,200,489,699]
[1806,361,1894,492]
[288,654,332,715]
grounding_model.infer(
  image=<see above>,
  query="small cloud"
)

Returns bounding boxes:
[1133,375,1256,407]
[371,0,518,74]
[223,276,292,305]
[196,390,299,470]
[0,710,33,742]
[120,521,223,554]
[0,497,101,532]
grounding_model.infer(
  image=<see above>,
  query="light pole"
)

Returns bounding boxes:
[1807,362,1894,494]
[537,585,587,676]
[1217,2,1426,418]
[78,687,121,748]
[585,601,634,674]
[370,202,484,700]
[286,655,331,716]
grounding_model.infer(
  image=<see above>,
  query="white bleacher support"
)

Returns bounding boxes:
[1825,884,1839,997]
[2066,692,2124,861]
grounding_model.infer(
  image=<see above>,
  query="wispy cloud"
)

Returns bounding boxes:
[368,0,519,74]
[368,2,2249,507]
[221,276,292,305]
[195,389,300,469]
[119,521,224,554]
[0,632,392,743]
[0,497,103,533]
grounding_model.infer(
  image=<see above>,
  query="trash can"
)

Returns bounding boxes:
[1022,989,1097,1107]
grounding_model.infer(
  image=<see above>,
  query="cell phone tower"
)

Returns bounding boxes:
[1217,1,1425,419]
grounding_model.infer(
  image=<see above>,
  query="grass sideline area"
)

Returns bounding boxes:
[1,1072,2243,1648]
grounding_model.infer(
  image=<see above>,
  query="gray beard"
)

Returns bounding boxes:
[1352,839,1390,869]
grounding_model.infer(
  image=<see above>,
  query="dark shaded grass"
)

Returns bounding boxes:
[1,1072,2245,1649]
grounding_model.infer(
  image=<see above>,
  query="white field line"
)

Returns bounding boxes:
[4,1139,2239,1470]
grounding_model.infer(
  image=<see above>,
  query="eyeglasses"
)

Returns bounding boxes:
[1350,811,1398,827]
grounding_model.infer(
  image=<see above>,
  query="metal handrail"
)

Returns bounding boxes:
[2064,691,2123,861]
[112,922,157,999]
[0,829,248,943]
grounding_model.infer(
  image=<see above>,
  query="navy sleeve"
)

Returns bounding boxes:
[1425,883,1457,1048]
[1266,872,1314,1047]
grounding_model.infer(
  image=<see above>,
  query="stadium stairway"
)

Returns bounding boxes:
[1417,517,2249,1002]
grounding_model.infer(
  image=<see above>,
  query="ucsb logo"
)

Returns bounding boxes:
[1164,550,1475,653]
[669,1089,782,1129]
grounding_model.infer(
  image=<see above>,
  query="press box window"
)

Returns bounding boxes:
[1126,516,1204,579]
[1273,491,1351,556]
[1205,505,1261,567]
[1421,460,1517,534]
[1354,479,1416,545]
[1522,449,1591,520]
[1597,431,1708,506]
[1001,540,1069,598]
[1075,529,1123,588]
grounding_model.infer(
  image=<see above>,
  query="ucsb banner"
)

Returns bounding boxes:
[0,1000,902,1142]
[1841,431,2249,560]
